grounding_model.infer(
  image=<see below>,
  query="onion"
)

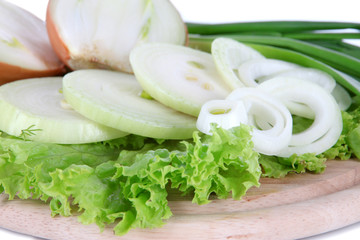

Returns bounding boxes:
[0,1,65,85]
[262,68,336,119]
[196,99,248,135]
[62,69,197,140]
[258,77,343,157]
[46,0,187,73]
[0,77,127,144]
[237,58,300,87]
[211,37,265,89]
[226,88,293,156]
[332,84,352,111]
[130,42,231,116]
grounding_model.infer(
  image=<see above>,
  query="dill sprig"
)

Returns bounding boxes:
[19,125,42,141]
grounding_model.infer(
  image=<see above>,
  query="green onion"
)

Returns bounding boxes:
[187,20,360,95]
[187,21,360,35]
[188,37,360,96]
[283,32,360,41]
[189,34,360,79]
[307,40,360,60]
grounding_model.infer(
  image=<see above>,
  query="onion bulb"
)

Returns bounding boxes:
[0,1,65,85]
[46,0,187,73]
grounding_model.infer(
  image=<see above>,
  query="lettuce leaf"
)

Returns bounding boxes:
[260,153,327,178]
[341,107,360,159]
[260,103,360,178]
[0,124,261,235]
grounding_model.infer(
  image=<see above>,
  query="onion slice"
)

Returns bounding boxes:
[261,67,351,115]
[261,68,336,92]
[226,88,293,156]
[196,99,248,135]
[332,84,352,111]
[258,77,343,157]
[237,58,300,87]
[130,43,232,116]
[0,77,127,144]
[211,37,265,89]
[62,69,197,139]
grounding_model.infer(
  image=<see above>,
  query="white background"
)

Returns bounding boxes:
[1,0,360,239]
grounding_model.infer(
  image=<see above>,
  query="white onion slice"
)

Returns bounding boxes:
[0,77,127,144]
[196,99,248,135]
[211,37,265,89]
[247,101,286,137]
[279,112,343,157]
[258,77,342,157]
[237,59,300,87]
[261,68,336,92]
[130,43,231,116]
[332,84,352,111]
[63,69,197,140]
[271,69,353,112]
[226,88,293,155]
[260,67,349,117]
[333,69,360,95]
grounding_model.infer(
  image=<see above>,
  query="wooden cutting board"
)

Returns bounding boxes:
[1,159,360,240]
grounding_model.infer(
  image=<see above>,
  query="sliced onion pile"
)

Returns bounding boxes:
[258,66,351,114]
[226,88,293,156]
[258,77,343,157]
[196,87,293,155]
[197,37,345,157]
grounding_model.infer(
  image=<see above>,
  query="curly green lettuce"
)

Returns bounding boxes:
[0,124,261,235]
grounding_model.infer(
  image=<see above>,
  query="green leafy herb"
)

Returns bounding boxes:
[18,125,42,141]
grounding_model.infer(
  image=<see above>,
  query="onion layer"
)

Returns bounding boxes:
[258,77,343,157]
[226,88,293,155]
[237,59,300,87]
[211,37,265,89]
[196,99,248,135]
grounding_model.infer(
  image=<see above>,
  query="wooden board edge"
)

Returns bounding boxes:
[0,183,360,239]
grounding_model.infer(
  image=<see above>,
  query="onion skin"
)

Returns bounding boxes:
[45,2,133,72]
[46,5,72,71]
[46,7,110,71]
[0,60,66,86]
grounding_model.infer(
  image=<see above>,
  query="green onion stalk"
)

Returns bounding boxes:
[186,21,360,96]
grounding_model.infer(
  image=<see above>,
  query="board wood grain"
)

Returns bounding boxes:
[0,159,360,240]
